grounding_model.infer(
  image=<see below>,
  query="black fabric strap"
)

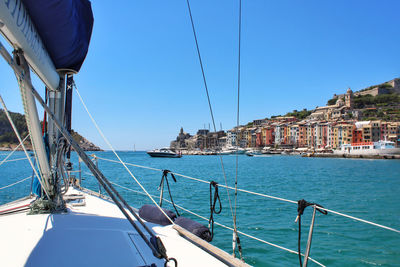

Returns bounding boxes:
[160,170,180,216]
[209,181,222,241]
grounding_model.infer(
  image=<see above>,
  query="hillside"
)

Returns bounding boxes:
[0,109,101,151]
[270,78,400,122]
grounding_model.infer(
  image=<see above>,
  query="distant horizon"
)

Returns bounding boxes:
[1,1,399,150]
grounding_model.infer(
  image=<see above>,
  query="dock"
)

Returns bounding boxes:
[305,153,400,160]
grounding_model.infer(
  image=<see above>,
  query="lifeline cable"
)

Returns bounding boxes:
[93,155,400,234]
[103,178,326,267]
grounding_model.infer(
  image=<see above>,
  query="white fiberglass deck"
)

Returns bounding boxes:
[0,187,234,267]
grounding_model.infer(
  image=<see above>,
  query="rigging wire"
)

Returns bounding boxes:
[233,0,243,259]
[0,95,50,199]
[92,156,400,235]
[0,176,32,191]
[0,157,31,164]
[73,85,175,226]
[0,134,30,167]
[185,0,237,244]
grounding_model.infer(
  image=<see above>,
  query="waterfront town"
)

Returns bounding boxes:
[170,79,400,153]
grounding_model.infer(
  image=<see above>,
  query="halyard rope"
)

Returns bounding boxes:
[74,85,175,225]
[185,0,237,241]
[233,0,243,259]
[92,156,400,234]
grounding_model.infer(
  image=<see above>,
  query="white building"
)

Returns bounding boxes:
[226,130,237,147]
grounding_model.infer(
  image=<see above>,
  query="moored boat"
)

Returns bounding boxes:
[147,148,182,158]
[334,140,400,156]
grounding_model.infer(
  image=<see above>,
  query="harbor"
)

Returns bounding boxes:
[1,1,399,266]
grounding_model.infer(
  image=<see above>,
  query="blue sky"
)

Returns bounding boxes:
[1,0,399,150]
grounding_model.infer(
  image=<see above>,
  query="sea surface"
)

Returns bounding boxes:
[1,151,399,266]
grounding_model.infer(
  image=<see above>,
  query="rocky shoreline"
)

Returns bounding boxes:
[0,136,102,151]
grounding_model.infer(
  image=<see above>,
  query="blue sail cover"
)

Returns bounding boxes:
[22,0,94,72]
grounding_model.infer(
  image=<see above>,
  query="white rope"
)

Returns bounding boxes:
[95,155,297,204]
[0,157,30,164]
[0,95,50,199]
[106,178,325,267]
[93,156,160,172]
[319,207,400,234]
[93,155,400,234]
[0,176,31,190]
[74,85,175,225]
[0,134,30,167]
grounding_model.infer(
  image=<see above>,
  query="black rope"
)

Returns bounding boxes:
[209,181,222,241]
[159,170,180,216]
[164,257,178,267]
[297,199,328,267]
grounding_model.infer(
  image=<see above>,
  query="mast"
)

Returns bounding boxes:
[0,0,62,203]
[14,50,55,197]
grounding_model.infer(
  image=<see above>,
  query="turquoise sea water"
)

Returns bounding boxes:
[1,151,399,266]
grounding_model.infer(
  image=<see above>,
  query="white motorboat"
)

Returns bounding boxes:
[245,149,262,157]
[334,140,400,156]
[147,148,182,158]
[218,147,245,155]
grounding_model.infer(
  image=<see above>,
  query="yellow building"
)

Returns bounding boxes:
[332,126,339,149]
[341,124,353,145]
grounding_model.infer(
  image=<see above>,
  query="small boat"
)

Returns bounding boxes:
[147,148,182,158]
[217,149,233,155]
[245,149,262,157]
[334,140,400,156]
